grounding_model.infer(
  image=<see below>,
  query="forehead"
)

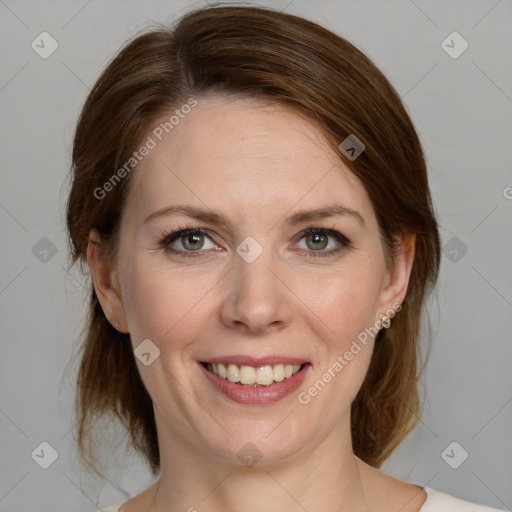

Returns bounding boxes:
[125,94,373,223]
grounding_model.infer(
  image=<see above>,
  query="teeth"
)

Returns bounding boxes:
[207,362,302,386]
[256,365,274,385]
[273,364,285,382]
[227,364,240,383]
[240,365,256,384]
[218,363,227,379]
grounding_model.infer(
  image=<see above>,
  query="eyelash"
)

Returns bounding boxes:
[159,223,351,259]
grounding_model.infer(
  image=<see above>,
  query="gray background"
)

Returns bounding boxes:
[0,0,511,511]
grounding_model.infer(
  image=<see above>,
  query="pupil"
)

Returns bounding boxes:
[184,233,203,250]
[308,233,327,250]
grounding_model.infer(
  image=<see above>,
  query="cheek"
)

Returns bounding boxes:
[305,261,384,346]
[119,255,217,345]
[299,274,379,415]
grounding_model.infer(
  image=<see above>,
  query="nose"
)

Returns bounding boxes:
[219,243,291,335]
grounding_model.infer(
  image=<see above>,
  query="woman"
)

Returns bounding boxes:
[65,4,506,512]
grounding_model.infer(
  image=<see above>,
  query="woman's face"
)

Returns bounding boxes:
[97,94,412,466]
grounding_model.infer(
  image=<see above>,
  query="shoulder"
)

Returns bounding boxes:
[100,480,159,511]
[422,487,508,512]
[98,487,508,512]
[354,460,506,512]
[100,501,127,512]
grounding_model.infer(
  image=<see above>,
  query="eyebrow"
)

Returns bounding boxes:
[284,204,365,228]
[143,204,365,228]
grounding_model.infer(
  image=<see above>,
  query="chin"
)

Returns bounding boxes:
[197,420,312,469]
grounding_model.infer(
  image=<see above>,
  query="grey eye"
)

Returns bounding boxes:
[180,233,205,251]
[305,233,329,250]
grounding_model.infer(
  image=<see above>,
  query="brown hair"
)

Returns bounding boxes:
[65,3,440,478]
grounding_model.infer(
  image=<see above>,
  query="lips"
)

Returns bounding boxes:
[199,357,311,404]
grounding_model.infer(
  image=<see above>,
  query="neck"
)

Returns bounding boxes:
[150,416,371,512]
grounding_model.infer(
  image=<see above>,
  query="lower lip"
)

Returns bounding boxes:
[199,363,310,405]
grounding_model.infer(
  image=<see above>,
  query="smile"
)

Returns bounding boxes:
[204,362,303,386]
[200,359,311,404]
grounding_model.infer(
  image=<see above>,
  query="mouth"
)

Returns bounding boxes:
[199,358,311,404]
[202,362,305,387]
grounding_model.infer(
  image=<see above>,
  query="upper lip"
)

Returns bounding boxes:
[202,355,309,367]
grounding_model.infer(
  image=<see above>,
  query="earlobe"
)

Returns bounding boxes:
[87,229,128,333]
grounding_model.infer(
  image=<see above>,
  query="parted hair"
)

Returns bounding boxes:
[65,3,440,478]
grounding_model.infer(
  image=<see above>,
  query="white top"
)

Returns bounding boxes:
[100,486,508,512]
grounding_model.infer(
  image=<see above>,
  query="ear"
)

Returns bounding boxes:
[87,228,129,333]
[376,233,416,320]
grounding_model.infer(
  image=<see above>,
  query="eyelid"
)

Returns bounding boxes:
[291,226,349,244]
[161,227,219,250]
[160,225,351,259]
[290,227,351,257]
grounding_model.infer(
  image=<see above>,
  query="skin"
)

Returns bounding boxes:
[88,94,425,512]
